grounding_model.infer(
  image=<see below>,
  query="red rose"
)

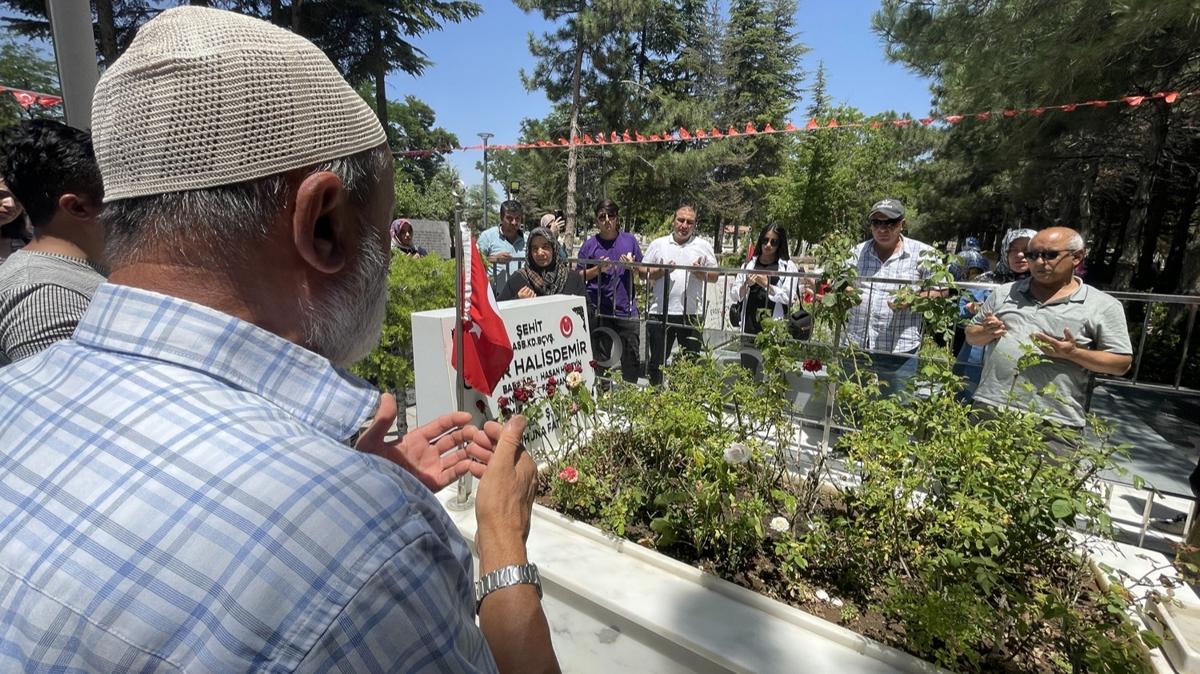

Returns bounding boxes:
[546,376,558,386]
[589,360,598,370]
[558,466,579,483]
[802,289,816,304]
[802,358,823,373]
[497,396,510,407]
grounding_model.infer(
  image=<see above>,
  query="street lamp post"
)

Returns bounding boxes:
[478,132,494,231]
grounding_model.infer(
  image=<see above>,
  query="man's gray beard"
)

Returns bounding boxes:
[301,226,390,367]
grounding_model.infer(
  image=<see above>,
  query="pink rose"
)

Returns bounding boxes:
[558,466,579,483]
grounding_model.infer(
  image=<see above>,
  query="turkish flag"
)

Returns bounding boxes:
[451,227,513,396]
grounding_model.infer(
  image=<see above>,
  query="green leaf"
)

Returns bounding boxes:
[1051,499,1073,519]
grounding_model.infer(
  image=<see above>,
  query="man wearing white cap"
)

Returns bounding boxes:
[847,198,938,394]
[0,7,557,674]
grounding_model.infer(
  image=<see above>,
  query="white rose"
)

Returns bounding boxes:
[769,516,790,533]
[722,442,751,465]
[566,371,585,390]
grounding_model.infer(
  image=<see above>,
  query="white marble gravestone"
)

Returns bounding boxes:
[411,294,595,454]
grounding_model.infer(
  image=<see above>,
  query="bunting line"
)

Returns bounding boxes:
[1,86,64,109]
[392,89,1193,157]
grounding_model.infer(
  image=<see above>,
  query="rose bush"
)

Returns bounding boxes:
[537,229,1154,673]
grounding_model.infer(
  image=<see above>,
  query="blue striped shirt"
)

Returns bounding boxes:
[0,284,496,673]
[846,236,936,353]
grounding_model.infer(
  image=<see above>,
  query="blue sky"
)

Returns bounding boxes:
[399,1,935,190]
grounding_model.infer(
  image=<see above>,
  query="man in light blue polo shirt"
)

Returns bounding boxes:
[966,226,1132,430]
[477,199,527,293]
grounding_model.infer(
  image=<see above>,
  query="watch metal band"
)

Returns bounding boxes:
[475,563,542,613]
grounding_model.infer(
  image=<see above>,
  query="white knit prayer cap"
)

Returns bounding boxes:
[91,6,387,203]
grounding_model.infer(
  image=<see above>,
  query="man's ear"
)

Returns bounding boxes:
[58,193,100,221]
[292,171,349,274]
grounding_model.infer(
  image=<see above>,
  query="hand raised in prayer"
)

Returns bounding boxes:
[356,393,492,492]
[978,312,1008,342]
[1032,328,1079,359]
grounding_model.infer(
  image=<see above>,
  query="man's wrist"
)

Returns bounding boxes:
[476,530,530,574]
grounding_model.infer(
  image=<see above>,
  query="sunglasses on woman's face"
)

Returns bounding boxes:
[762,237,779,246]
[597,212,617,221]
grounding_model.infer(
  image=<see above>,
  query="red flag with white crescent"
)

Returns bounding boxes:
[451,225,513,396]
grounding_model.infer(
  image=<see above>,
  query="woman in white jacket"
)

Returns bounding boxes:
[731,223,799,376]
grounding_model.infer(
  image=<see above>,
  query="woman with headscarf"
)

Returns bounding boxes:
[975,228,1036,284]
[389,218,427,257]
[956,228,1037,399]
[498,226,585,301]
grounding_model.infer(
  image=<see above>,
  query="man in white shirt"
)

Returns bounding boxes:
[640,205,719,386]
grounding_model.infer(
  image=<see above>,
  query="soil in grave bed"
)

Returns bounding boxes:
[534,492,1119,674]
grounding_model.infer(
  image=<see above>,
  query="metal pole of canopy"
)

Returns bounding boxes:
[46,0,100,130]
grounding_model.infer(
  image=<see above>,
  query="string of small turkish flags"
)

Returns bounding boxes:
[394,89,1192,158]
[1,86,64,109]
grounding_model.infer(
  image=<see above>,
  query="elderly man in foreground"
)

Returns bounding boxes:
[966,226,1132,434]
[0,7,557,673]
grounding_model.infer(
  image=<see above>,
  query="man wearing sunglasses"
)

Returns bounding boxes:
[578,200,643,383]
[847,198,939,394]
[966,227,1132,435]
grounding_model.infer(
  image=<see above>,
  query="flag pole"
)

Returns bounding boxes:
[449,218,473,511]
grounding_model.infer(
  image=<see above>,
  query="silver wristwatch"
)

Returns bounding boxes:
[475,563,542,613]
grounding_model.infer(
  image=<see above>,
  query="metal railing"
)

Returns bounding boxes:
[489,253,1200,545]
[490,255,1200,394]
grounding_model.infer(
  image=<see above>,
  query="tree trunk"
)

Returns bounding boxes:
[94,0,118,67]
[1112,102,1171,289]
[373,27,389,138]
[1161,171,1199,294]
[1134,177,1170,289]
[563,2,585,252]
[1181,223,1200,296]
[1077,160,1098,240]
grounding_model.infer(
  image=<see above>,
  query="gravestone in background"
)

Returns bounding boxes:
[401,218,452,258]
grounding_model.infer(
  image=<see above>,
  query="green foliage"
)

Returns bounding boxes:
[890,248,961,345]
[544,352,799,572]
[351,254,456,392]
[541,229,1154,672]
[766,103,933,247]
[394,166,460,221]
[873,0,1200,291]
[0,37,62,129]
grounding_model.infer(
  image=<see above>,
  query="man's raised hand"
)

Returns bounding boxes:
[356,393,493,492]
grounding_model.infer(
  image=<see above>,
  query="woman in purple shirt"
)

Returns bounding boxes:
[577,199,644,383]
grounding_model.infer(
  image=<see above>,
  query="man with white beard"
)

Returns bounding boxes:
[0,7,558,674]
